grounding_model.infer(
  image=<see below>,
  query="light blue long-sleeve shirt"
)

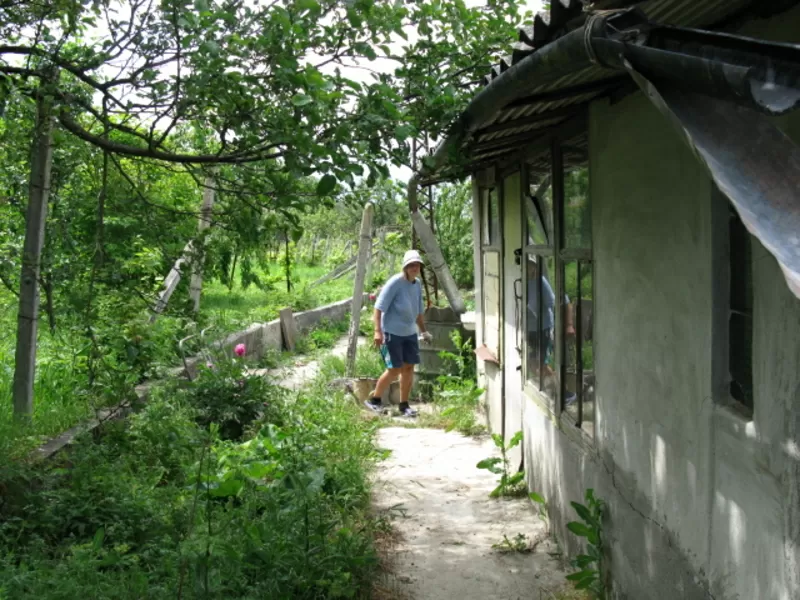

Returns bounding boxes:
[375,273,424,337]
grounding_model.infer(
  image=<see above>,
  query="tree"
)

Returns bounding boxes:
[0,0,527,419]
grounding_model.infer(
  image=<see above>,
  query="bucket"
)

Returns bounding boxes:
[351,378,401,405]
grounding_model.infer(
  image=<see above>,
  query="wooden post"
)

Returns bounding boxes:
[410,209,466,314]
[13,72,56,420]
[346,203,374,377]
[150,241,193,322]
[279,307,297,352]
[189,176,215,314]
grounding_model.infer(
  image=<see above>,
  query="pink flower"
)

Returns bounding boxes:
[234,343,246,357]
[206,361,214,369]
[369,293,376,301]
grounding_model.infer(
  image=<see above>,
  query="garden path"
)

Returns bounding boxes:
[373,427,573,600]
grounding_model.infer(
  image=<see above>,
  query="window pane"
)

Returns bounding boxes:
[728,206,753,413]
[526,176,551,246]
[563,260,595,438]
[532,182,553,246]
[524,254,558,400]
[525,255,542,386]
[488,188,499,245]
[564,165,591,249]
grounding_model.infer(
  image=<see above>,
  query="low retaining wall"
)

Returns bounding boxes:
[29,295,364,463]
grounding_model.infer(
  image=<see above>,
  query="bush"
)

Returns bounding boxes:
[0,353,382,599]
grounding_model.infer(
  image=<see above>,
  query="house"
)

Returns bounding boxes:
[410,1,800,598]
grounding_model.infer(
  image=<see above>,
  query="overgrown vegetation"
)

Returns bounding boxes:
[0,346,383,599]
[418,329,485,435]
[565,489,608,599]
[476,431,526,498]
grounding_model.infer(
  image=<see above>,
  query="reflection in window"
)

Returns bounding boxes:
[564,166,591,249]
[525,255,559,402]
[526,176,551,246]
[482,188,500,247]
[563,260,594,438]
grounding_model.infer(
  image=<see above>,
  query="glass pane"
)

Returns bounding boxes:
[529,180,553,247]
[524,254,558,399]
[526,177,550,246]
[564,165,591,249]
[488,188,499,245]
[540,255,558,401]
[525,255,542,386]
[563,260,595,438]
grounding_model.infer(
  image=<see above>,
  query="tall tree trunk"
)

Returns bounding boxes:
[13,74,56,420]
[189,177,215,313]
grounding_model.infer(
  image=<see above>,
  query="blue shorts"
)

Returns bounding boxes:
[380,333,420,369]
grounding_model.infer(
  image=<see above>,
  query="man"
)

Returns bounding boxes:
[365,249,432,417]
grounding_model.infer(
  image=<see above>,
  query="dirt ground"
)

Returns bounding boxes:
[372,427,574,600]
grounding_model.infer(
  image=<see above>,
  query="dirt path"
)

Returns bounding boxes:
[373,427,570,600]
[250,335,353,390]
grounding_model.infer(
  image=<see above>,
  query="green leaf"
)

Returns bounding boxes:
[476,457,502,472]
[508,430,523,449]
[295,0,320,11]
[316,174,337,196]
[571,501,593,524]
[292,93,313,107]
[529,492,546,506]
[566,569,597,582]
[209,478,244,498]
[567,522,592,538]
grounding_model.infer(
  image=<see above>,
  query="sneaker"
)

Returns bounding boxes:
[364,400,382,413]
[565,392,577,407]
[398,404,418,418]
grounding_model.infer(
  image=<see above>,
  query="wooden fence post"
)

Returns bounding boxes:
[189,176,215,313]
[12,71,56,421]
[345,203,374,377]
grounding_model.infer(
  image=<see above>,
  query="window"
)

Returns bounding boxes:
[481,186,502,356]
[482,188,499,247]
[523,138,595,439]
[728,205,753,414]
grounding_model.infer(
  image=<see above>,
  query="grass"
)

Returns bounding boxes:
[202,263,357,330]
[0,349,384,599]
[0,259,362,460]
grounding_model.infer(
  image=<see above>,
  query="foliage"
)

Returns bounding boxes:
[476,431,526,498]
[433,181,474,289]
[565,489,608,599]
[530,491,550,533]
[294,316,350,355]
[425,329,483,435]
[188,351,286,441]
[0,351,382,599]
[491,533,532,553]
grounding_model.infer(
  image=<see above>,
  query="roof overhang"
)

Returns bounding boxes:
[411,4,800,300]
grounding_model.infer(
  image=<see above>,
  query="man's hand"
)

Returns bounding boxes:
[566,325,576,338]
[373,330,384,348]
[419,331,433,344]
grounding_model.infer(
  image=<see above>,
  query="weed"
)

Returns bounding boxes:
[476,431,526,498]
[492,533,532,553]
[565,489,607,599]
[0,341,383,599]
[530,491,550,533]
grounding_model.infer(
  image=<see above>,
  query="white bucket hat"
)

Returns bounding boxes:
[402,249,423,269]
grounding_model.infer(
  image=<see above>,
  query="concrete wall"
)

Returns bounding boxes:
[503,10,800,600]
[182,296,361,378]
[32,296,361,463]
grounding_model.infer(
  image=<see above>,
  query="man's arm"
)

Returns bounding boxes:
[416,313,427,334]
[373,308,384,347]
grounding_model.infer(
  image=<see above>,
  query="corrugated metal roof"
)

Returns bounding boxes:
[461,0,769,164]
